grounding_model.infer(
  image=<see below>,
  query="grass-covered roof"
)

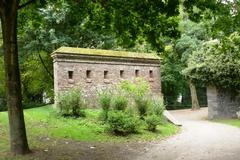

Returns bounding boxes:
[53,47,160,60]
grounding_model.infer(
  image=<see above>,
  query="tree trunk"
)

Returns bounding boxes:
[0,1,30,154]
[189,81,200,110]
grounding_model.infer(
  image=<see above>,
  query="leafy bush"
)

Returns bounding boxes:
[120,78,150,98]
[113,94,128,111]
[145,114,161,132]
[57,88,85,118]
[107,111,140,135]
[98,90,112,121]
[135,97,150,119]
[119,78,151,118]
[151,97,165,116]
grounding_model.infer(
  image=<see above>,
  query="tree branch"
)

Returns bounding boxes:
[18,0,36,10]
[38,54,54,80]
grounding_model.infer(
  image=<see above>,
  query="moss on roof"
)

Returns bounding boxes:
[53,47,160,60]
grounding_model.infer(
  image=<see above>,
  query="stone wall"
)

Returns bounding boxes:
[207,86,240,119]
[52,49,161,108]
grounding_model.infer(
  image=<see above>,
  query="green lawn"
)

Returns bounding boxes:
[215,119,240,128]
[0,105,178,154]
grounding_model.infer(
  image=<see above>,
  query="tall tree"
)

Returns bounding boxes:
[175,20,209,110]
[0,0,31,154]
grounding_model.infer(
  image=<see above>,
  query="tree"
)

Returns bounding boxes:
[175,20,209,110]
[161,45,186,108]
[184,0,240,36]
[84,0,181,52]
[17,0,117,104]
[0,0,40,154]
[183,32,240,89]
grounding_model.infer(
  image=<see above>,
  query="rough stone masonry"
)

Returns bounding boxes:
[207,86,240,119]
[52,47,161,107]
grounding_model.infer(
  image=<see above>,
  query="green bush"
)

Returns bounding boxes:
[98,90,112,121]
[145,114,161,132]
[119,78,151,118]
[120,78,150,98]
[151,97,165,116]
[107,111,140,135]
[113,94,128,111]
[135,97,150,119]
[57,88,85,118]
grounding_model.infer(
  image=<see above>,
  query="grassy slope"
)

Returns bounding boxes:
[215,119,240,128]
[0,105,178,154]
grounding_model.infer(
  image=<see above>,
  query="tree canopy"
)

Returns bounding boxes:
[183,32,240,89]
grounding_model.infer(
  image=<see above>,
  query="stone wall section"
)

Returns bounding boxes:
[207,86,240,119]
[53,54,161,107]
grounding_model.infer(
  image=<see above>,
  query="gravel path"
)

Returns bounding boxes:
[137,108,240,160]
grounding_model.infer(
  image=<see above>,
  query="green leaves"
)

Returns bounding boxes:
[85,0,180,51]
[183,32,240,88]
[184,0,240,37]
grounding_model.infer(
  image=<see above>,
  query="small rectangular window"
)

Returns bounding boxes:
[68,71,73,79]
[135,70,139,77]
[149,70,153,78]
[86,70,91,78]
[120,70,124,78]
[104,70,108,79]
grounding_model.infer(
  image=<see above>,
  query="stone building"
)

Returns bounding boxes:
[52,47,161,107]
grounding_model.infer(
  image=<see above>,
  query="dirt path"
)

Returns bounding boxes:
[137,108,240,160]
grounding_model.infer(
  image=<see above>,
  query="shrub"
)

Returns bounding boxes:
[135,97,150,119]
[98,91,112,121]
[113,94,128,111]
[151,97,165,116]
[120,78,150,98]
[145,114,161,132]
[107,111,140,135]
[119,78,151,118]
[57,88,85,118]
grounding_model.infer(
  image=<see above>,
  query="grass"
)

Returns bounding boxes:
[215,119,240,128]
[54,47,160,59]
[0,105,178,159]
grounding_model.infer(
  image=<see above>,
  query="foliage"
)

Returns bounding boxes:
[57,88,85,117]
[98,90,112,121]
[176,21,208,64]
[135,97,150,119]
[119,78,151,118]
[145,97,165,132]
[150,97,165,116]
[107,111,140,136]
[85,0,181,52]
[145,114,162,132]
[161,19,209,107]
[183,32,240,89]
[120,78,150,98]
[112,94,128,111]
[161,46,185,106]
[19,1,116,54]
[184,0,240,37]
[21,52,53,105]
